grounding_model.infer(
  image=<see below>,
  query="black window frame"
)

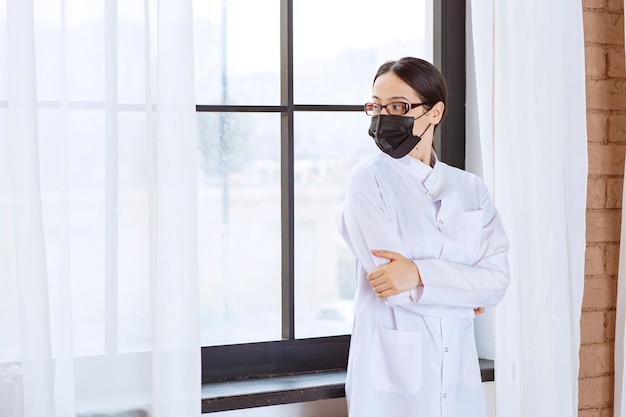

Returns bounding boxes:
[200,0,465,391]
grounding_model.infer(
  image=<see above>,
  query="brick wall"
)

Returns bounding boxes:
[580,0,625,415]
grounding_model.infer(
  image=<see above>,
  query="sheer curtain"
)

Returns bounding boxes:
[467,1,587,416]
[0,0,200,416]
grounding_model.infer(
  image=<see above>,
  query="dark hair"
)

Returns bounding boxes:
[373,57,447,125]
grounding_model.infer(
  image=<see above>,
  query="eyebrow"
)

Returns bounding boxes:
[372,95,411,101]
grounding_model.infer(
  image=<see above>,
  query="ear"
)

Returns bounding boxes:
[429,101,445,124]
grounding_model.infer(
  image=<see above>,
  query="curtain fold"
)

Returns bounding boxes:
[6,0,56,415]
[467,1,588,416]
[151,0,200,414]
[0,0,200,416]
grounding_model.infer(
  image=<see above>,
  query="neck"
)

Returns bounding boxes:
[408,134,434,166]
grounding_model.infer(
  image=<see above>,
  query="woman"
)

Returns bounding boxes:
[338,57,510,417]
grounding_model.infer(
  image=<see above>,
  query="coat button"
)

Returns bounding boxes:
[444,347,449,352]
[442,393,447,399]
[438,219,444,224]
[427,192,434,198]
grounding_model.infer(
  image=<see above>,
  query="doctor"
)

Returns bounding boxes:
[338,57,510,417]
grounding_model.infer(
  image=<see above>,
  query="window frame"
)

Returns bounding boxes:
[200,0,465,388]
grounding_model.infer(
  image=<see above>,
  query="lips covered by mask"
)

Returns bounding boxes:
[368,114,429,159]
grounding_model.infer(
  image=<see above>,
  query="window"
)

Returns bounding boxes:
[194,0,436,347]
[196,0,466,399]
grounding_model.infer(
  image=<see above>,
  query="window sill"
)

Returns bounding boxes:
[201,359,494,413]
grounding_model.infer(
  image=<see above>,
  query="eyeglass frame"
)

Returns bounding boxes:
[364,102,428,116]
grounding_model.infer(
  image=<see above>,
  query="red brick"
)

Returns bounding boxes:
[600,407,614,417]
[605,310,616,340]
[584,0,607,9]
[581,310,608,343]
[579,342,614,377]
[607,46,626,78]
[606,177,623,208]
[588,243,608,273]
[586,80,626,111]
[607,0,624,12]
[587,111,608,143]
[588,143,626,176]
[608,114,626,144]
[584,11,625,45]
[588,177,607,209]
[586,44,607,79]
[586,209,622,242]
[578,409,600,417]
[605,243,620,275]
[586,244,606,276]
[583,277,618,310]
[578,375,614,408]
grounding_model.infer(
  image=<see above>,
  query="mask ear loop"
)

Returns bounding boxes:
[413,107,434,151]
[418,123,432,137]
[412,108,432,137]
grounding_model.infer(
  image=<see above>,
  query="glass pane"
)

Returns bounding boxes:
[117,111,151,352]
[118,0,146,105]
[193,0,280,105]
[33,0,64,102]
[0,4,6,100]
[66,0,105,102]
[293,0,433,104]
[0,109,18,360]
[198,112,282,346]
[34,109,108,356]
[294,111,378,338]
[65,110,107,356]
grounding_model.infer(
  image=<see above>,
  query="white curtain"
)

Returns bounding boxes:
[613,3,626,415]
[0,0,200,416]
[467,1,587,416]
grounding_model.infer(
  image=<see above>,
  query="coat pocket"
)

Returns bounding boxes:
[371,327,423,395]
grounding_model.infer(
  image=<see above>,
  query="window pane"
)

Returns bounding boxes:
[193,0,280,105]
[35,109,108,356]
[0,6,6,101]
[0,109,17,360]
[293,0,433,104]
[118,0,146,105]
[66,0,105,102]
[117,111,151,352]
[294,112,378,338]
[198,112,282,346]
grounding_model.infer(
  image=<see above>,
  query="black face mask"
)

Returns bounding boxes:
[368,113,430,159]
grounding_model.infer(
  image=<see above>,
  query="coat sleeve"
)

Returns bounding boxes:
[338,165,407,272]
[412,184,510,309]
[338,164,415,305]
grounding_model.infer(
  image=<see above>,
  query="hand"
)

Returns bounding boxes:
[367,250,422,298]
[474,307,485,314]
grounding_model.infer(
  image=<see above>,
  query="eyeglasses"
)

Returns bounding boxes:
[364,102,426,116]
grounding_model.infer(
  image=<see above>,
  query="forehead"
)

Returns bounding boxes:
[372,72,420,101]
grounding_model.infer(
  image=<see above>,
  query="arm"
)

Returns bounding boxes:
[338,166,423,306]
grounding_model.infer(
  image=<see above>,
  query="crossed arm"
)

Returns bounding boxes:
[368,249,485,314]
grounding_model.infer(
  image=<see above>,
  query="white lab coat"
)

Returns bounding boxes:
[338,152,510,417]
